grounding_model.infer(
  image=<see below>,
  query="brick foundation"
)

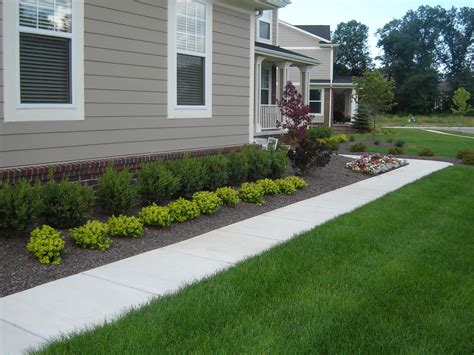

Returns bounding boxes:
[0,145,252,185]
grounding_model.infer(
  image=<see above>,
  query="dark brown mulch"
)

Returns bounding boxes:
[0,156,369,297]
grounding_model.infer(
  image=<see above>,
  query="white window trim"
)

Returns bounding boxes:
[309,87,324,117]
[3,0,84,122]
[257,10,272,44]
[167,0,213,119]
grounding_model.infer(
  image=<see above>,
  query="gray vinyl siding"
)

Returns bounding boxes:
[0,1,251,168]
[279,22,319,47]
[288,49,332,82]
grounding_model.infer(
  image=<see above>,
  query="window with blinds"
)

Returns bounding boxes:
[18,0,73,104]
[176,0,207,106]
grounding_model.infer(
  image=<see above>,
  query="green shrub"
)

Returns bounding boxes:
[256,179,280,195]
[388,147,404,155]
[275,178,297,195]
[107,215,144,238]
[41,179,95,228]
[137,162,180,204]
[349,143,366,152]
[138,204,173,228]
[27,225,65,265]
[242,147,272,181]
[374,140,380,145]
[288,138,332,175]
[269,149,288,179]
[306,126,333,140]
[462,152,474,165]
[227,151,249,185]
[386,137,394,143]
[97,167,137,215]
[418,148,435,157]
[215,187,240,207]
[169,156,206,197]
[335,134,349,143]
[201,155,229,191]
[69,220,112,251]
[168,198,201,223]
[284,176,308,189]
[192,191,223,215]
[456,150,473,160]
[239,182,265,206]
[0,180,41,234]
[394,139,406,148]
[349,135,356,142]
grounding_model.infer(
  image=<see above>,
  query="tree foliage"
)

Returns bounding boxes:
[452,87,472,115]
[376,5,474,114]
[277,82,312,142]
[333,20,373,77]
[351,103,372,133]
[353,70,395,116]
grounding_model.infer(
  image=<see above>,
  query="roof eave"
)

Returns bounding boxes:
[254,0,291,10]
[255,47,320,66]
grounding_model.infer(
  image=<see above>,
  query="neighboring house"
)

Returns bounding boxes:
[0,0,292,175]
[278,21,358,128]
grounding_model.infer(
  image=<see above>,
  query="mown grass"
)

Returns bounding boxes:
[37,166,474,354]
[378,114,474,127]
[353,128,474,157]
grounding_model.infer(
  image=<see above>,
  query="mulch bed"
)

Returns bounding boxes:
[0,156,369,297]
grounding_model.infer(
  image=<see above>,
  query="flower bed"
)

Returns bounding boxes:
[345,153,408,175]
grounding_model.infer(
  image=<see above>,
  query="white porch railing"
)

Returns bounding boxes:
[258,104,284,131]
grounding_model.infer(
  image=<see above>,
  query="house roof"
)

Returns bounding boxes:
[295,25,331,42]
[333,76,353,84]
[255,42,320,66]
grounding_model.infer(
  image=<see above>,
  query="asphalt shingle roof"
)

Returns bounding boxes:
[295,25,331,42]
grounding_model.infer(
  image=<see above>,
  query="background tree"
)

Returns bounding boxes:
[333,20,373,77]
[376,5,474,114]
[353,70,395,138]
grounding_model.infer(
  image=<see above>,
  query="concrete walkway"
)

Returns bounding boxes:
[386,126,474,135]
[0,158,452,354]
[423,129,474,139]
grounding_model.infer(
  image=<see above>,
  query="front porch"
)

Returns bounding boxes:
[254,42,319,135]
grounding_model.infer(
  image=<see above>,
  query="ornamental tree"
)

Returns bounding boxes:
[452,87,472,115]
[277,82,312,142]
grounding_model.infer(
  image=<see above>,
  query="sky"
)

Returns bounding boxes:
[279,0,473,60]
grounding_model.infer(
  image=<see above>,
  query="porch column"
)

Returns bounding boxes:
[299,66,312,105]
[276,61,292,100]
[254,56,265,133]
[351,88,358,121]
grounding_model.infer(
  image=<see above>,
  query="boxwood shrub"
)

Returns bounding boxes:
[201,155,229,191]
[137,161,180,204]
[0,180,42,234]
[227,151,249,185]
[256,179,280,195]
[275,178,297,195]
[242,146,272,181]
[41,179,95,229]
[98,167,137,215]
[169,156,206,197]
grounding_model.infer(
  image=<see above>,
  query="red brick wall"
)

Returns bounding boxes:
[0,145,253,186]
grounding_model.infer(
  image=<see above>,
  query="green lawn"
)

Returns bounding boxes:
[378,114,474,127]
[38,166,474,354]
[353,128,474,157]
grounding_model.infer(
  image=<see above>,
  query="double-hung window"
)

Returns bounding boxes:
[258,10,272,42]
[309,88,323,116]
[168,0,212,119]
[3,0,84,122]
[261,68,270,105]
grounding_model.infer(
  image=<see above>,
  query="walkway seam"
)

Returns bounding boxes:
[1,319,46,340]
[80,272,159,296]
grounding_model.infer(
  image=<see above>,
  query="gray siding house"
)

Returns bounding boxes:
[0,0,293,171]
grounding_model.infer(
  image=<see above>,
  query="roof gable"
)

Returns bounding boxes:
[295,25,331,42]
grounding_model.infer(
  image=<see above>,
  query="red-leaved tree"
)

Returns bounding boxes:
[277,82,312,142]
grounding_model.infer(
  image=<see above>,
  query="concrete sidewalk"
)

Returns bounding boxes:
[0,158,452,354]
